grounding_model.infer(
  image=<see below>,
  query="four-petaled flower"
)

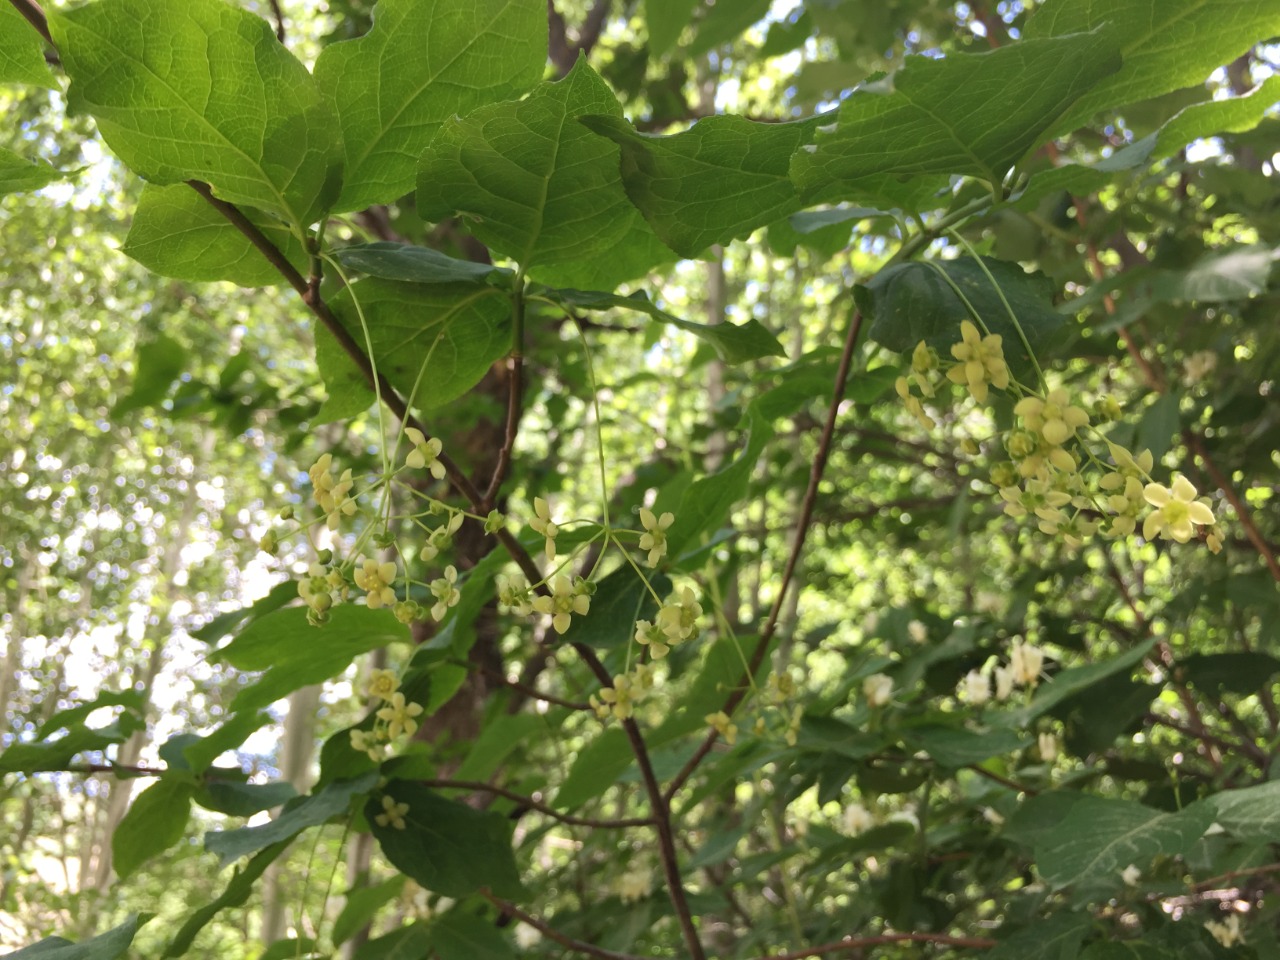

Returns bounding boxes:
[354,558,397,609]
[1015,388,1090,446]
[1142,475,1215,543]
[429,565,460,621]
[376,691,424,740]
[374,794,410,830]
[532,575,590,634]
[946,320,1010,403]
[366,669,399,702]
[657,586,702,644]
[529,498,559,561]
[638,508,674,567]
[705,710,738,744]
[404,428,446,479]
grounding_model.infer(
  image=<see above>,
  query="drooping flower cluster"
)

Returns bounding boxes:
[894,320,1220,553]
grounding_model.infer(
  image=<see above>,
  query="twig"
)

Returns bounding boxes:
[420,779,652,829]
[757,931,998,959]
[666,308,865,802]
[8,0,52,46]
[459,658,592,711]
[964,764,1037,796]
[1193,861,1280,892]
[267,0,285,43]
[482,891,647,960]
[1184,431,1280,583]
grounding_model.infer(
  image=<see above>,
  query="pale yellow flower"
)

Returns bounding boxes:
[1014,388,1089,446]
[354,558,397,609]
[366,669,399,702]
[946,320,1009,403]
[863,673,893,707]
[531,575,590,634]
[374,794,410,830]
[1142,476,1215,543]
[404,428,446,479]
[529,498,559,561]
[376,692,424,740]
[429,565,460,621]
[638,508,674,567]
[705,710,738,744]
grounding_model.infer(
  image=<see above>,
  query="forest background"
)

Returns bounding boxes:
[2,0,1280,958]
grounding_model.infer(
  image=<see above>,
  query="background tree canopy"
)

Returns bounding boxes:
[2,0,1280,958]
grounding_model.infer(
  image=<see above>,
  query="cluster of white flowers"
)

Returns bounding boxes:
[956,639,1047,706]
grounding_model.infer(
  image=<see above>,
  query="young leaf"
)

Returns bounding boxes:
[331,876,407,947]
[580,114,823,258]
[553,727,633,810]
[50,0,341,224]
[215,605,409,713]
[112,779,194,879]
[315,0,546,212]
[790,33,1122,200]
[205,773,377,866]
[1026,0,1280,136]
[541,287,786,364]
[859,257,1064,384]
[0,3,57,88]
[195,780,298,817]
[417,58,676,290]
[367,782,525,899]
[7,915,148,960]
[315,279,511,422]
[0,146,64,197]
[122,184,308,287]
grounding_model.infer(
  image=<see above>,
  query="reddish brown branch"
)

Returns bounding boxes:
[421,779,652,828]
[666,308,865,802]
[482,892,647,960]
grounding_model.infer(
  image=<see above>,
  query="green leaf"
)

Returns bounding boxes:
[1006,639,1157,727]
[417,58,675,290]
[986,913,1092,960]
[790,33,1122,200]
[1025,0,1280,136]
[646,0,698,56]
[1136,392,1182,464]
[164,842,289,957]
[1154,75,1280,160]
[431,911,515,960]
[315,278,511,422]
[257,940,320,960]
[6,916,148,960]
[122,184,308,287]
[454,714,543,784]
[50,0,340,224]
[554,727,632,809]
[195,780,298,817]
[906,724,1027,769]
[333,242,509,285]
[332,876,407,947]
[1079,943,1172,960]
[1139,246,1277,304]
[0,3,56,88]
[112,333,187,416]
[205,773,377,866]
[1180,652,1280,697]
[685,0,772,57]
[37,690,146,739]
[860,257,1064,384]
[651,633,772,748]
[667,407,775,557]
[191,581,298,644]
[580,113,822,258]
[350,923,433,960]
[315,0,545,213]
[1035,796,1213,890]
[1002,790,1093,850]
[0,719,141,774]
[367,783,524,899]
[562,565,669,649]
[1196,780,1280,842]
[112,779,193,879]
[0,146,64,197]
[541,287,786,364]
[181,710,272,773]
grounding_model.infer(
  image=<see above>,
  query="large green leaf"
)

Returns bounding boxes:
[122,184,308,287]
[580,114,822,257]
[986,913,1092,960]
[333,242,510,286]
[316,0,545,212]
[315,278,511,422]
[0,3,56,88]
[331,876,407,947]
[112,779,194,879]
[646,0,698,56]
[431,911,515,960]
[790,33,1122,200]
[0,718,143,774]
[164,842,289,957]
[50,0,340,224]
[1025,0,1280,135]
[367,782,525,899]
[0,146,64,197]
[541,287,787,364]
[906,724,1027,769]
[205,773,377,866]
[7,916,148,960]
[216,605,409,713]
[1137,246,1277,304]
[1195,780,1280,842]
[417,58,676,289]
[553,726,633,810]
[1035,797,1213,891]
[858,257,1063,385]
[1007,639,1157,727]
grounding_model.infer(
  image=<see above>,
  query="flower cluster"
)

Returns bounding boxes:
[590,663,655,721]
[895,320,1220,553]
[955,639,1047,705]
[349,670,424,763]
[634,585,702,660]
